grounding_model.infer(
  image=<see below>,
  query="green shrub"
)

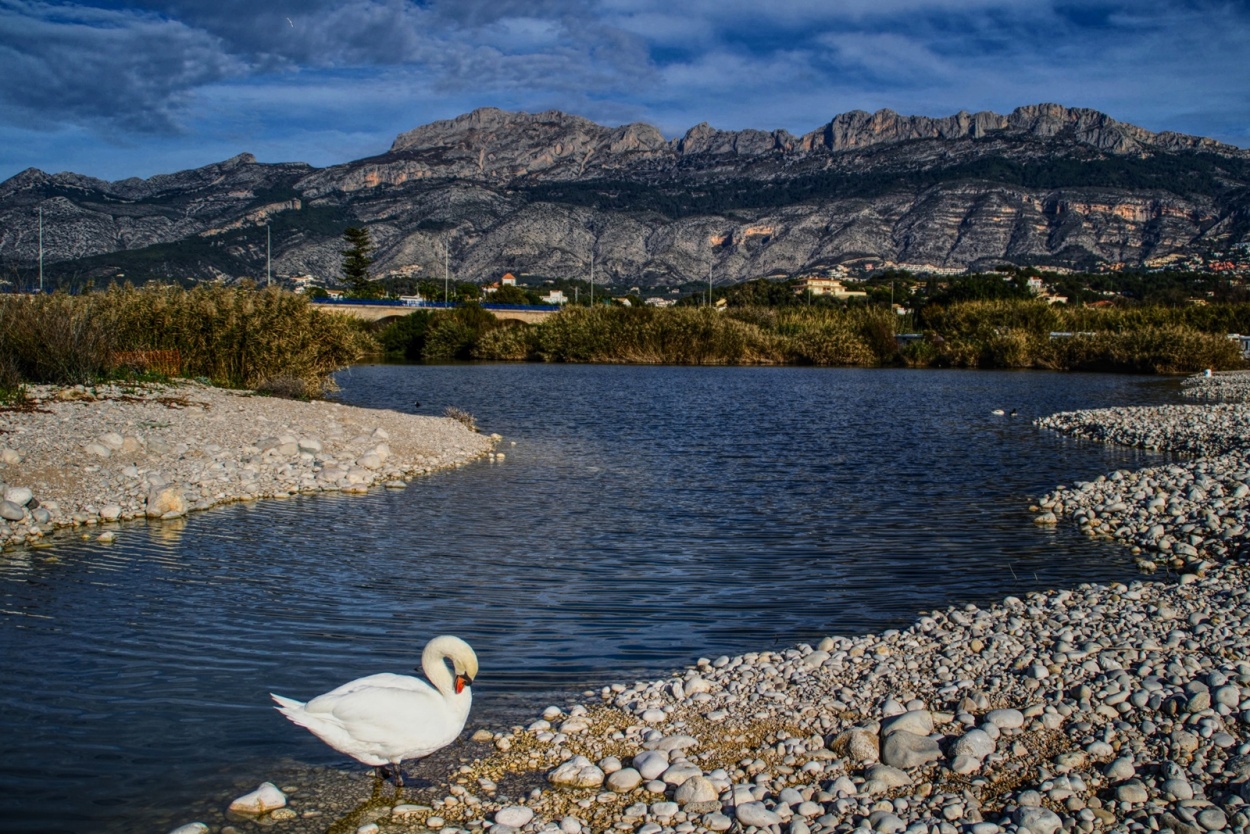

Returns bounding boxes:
[422,319,478,361]
[377,310,435,359]
[472,323,538,360]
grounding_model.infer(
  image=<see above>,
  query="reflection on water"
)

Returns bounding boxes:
[0,366,1181,833]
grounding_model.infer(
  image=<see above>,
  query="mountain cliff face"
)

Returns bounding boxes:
[2,104,1248,289]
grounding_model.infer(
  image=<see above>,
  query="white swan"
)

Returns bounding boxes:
[271,635,478,785]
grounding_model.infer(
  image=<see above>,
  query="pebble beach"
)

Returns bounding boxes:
[4,373,1250,834]
[0,380,496,548]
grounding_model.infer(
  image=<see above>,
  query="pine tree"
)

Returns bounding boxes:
[340,227,379,298]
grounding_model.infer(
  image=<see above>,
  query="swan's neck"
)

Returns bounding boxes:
[422,642,458,699]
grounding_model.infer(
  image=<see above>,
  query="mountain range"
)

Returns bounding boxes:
[2,103,1248,290]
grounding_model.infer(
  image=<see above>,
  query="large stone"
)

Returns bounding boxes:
[1104,757,1135,781]
[659,762,702,786]
[648,734,699,752]
[985,709,1025,730]
[606,768,642,792]
[869,812,906,834]
[4,486,33,506]
[880,709,933,737]
[1014,807,1062,834]
[1115,780,1149,803]
[674,775,719,805]
[84,443,111,458]
[829,727,879,764]
[632,750,670,780]
[146,486,187,518]
[735,802,781,827]
[827,776,858,797]
[880,730,942,769]
[548,756,606,788]
[0,500,24,521]
[862,765,911,795]
[494,807,534,827]
[560,717,590,733]
[951,728,996,760]
[228,782,286,814]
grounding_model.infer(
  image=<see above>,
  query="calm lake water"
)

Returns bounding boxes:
[0,365,1182,833]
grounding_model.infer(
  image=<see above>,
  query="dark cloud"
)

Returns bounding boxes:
[0,1,241,133]
[0,0,1247,180]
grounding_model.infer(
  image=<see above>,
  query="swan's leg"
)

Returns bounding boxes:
[393,765,405,787]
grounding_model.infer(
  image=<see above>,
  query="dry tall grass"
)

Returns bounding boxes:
[0,285,376,395]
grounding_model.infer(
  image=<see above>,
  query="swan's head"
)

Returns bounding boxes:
[425,635,479,695]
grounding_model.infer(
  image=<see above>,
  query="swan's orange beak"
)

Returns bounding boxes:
[455,674,473,694]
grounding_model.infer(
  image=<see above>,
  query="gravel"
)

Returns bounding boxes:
[0,380,495,549]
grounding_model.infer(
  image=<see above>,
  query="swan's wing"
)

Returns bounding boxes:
[303,673,434,712]
[329,685,448,734]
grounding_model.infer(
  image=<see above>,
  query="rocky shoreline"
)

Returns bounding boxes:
[157,370,1250,834]
[0,380,496,549]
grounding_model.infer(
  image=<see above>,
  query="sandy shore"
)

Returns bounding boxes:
[0,380,496,549]
[160,371,1249,834]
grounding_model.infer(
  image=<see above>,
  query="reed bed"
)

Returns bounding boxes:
[452,300,1247,372]
[0,286,375,396]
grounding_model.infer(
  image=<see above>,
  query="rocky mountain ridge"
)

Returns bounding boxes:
[2,103,1248,289]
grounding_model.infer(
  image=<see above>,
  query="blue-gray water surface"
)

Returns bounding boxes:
[0,366,1182,833]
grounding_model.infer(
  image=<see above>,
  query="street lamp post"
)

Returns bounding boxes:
[443,241,450,305]
[266,223,271,287]
[38,206,43,293]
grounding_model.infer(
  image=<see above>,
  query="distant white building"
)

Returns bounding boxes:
[540,289,568,305]
[483,272,519,295]
[645,297,677,308]
[795,275,868,299]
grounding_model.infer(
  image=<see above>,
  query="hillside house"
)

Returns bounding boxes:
[795,275,868,300]
[483,273,519,295]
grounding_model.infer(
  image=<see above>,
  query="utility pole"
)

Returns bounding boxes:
[38,206,43,293]
[266,223,271,286]
[589,251,594,306]
[707,260,712,307]
[443,241,450,305]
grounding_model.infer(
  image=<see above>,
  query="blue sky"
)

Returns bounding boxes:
[1,0,1248,182]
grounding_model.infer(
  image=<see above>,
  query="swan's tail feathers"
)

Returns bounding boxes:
[271,693,307,720]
